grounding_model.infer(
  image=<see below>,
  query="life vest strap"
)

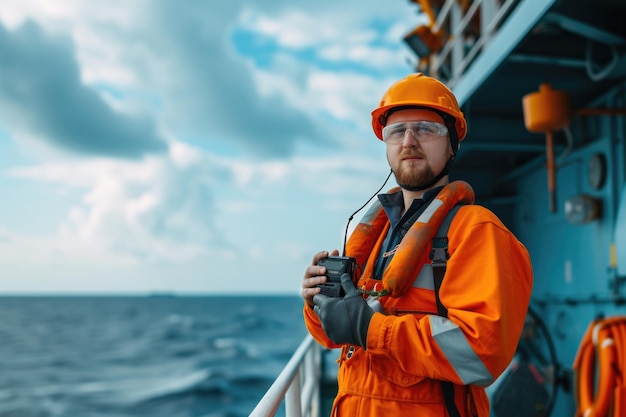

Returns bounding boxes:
[431,204,462,317]
[430,204,464,417]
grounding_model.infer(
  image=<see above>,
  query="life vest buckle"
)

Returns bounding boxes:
[430,237,450,267]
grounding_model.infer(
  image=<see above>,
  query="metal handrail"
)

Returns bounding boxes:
[427,0,520,88]
[249,335,322,417]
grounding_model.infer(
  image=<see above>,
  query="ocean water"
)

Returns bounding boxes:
[0,296,309,417]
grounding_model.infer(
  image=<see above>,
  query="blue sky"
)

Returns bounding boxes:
[0,1,425,294]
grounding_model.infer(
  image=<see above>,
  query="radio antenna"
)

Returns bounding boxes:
[341,169,393,256]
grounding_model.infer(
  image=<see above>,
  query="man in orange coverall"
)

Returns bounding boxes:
[301,73,533,417]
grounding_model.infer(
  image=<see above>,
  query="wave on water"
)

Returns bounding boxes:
[0,295,308,417]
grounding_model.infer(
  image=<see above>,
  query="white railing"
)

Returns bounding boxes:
[414,0,520,88]
[249,335,323,417]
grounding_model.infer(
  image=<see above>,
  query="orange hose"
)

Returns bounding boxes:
[573,317,626,417]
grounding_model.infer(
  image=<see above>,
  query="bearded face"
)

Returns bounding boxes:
[383,109,454,192]
[388,151,437,190]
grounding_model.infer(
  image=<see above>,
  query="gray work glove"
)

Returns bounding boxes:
[313,273,374,348]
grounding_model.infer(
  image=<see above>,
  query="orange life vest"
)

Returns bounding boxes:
[348,180,475,297]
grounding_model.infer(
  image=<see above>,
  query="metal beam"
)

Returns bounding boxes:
[459,142,547,153]
[452,0,557,106]
[543,12,626,46]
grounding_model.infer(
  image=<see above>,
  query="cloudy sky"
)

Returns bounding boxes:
[0,0,425,295]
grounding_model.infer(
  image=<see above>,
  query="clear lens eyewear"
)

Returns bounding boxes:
[382,121,449,144]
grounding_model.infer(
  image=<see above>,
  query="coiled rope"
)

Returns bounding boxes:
[573,316,626,417]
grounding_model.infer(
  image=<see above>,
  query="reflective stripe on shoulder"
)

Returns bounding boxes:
[361,200,383,224]
[417,198,443,223]
[413,264,435,290]
[429,315,494,386]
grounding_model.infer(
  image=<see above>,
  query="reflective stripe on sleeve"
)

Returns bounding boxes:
[429,315,494,386]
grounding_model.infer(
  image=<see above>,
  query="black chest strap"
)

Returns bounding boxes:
[430,204,463,417]
[431,204,462,318]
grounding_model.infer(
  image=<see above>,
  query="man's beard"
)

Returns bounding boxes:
[390,156,436,190]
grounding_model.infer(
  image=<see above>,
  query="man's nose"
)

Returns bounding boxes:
[402,129,419,147]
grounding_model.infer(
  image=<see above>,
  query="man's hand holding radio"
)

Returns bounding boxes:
[313,273,374,348]
[302,250,339,307]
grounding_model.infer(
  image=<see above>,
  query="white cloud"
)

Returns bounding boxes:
[5,142,388,266]
[235,6,417,142]
[0,0,419,293]
[8,144,228,263]
[239,8,341,49]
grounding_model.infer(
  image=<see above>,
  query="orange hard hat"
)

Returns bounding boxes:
[371,73,467,143]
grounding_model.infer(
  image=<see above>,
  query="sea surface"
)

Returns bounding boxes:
[0,295,309,417]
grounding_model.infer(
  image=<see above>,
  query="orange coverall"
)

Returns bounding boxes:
[304,204,533,416]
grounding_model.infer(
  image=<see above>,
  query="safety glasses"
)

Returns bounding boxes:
[382,121,448,144]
